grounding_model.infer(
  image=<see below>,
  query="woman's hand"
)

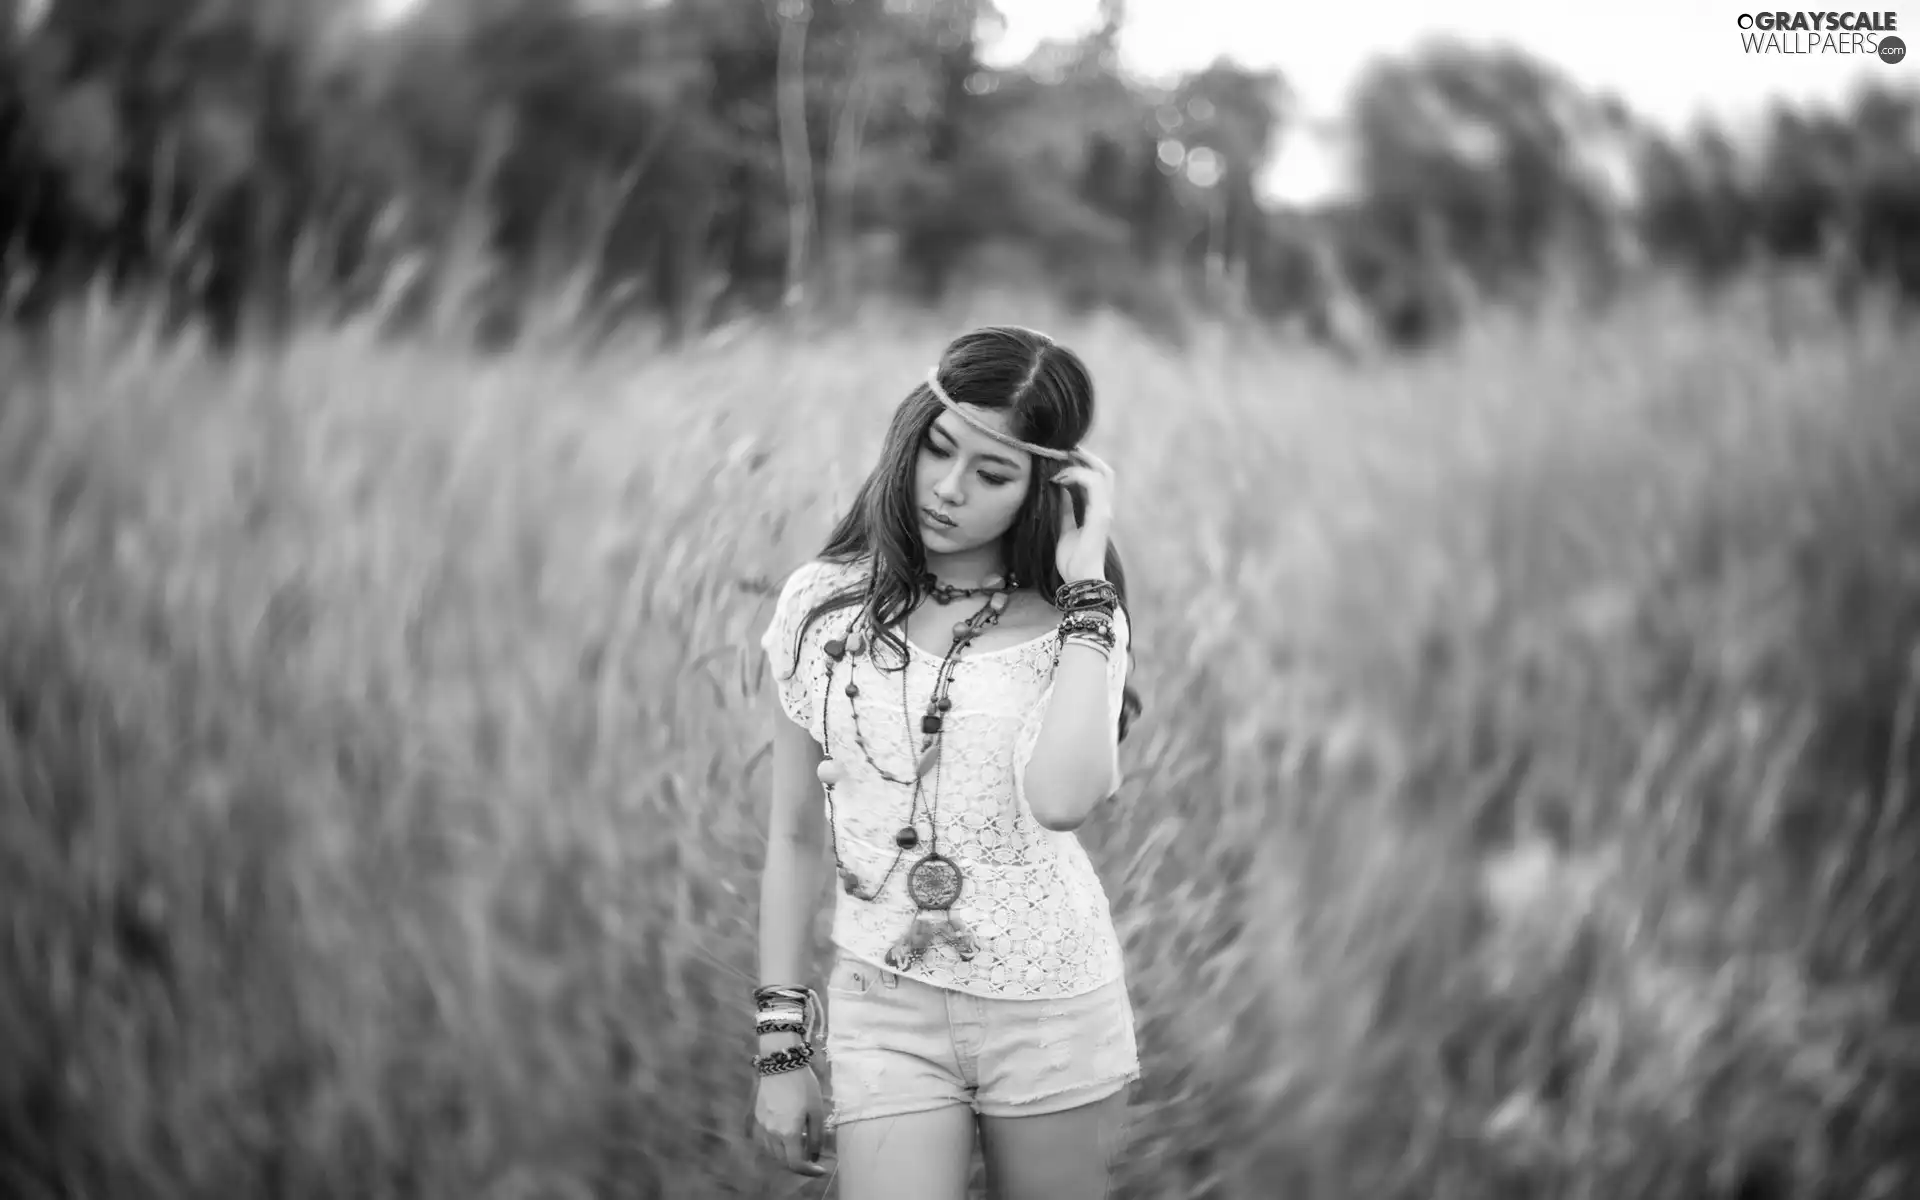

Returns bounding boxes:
[1052,449,1116,585]
[752,1065,828,1177]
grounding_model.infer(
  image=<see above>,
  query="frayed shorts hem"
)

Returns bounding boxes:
[825,1097,964,1132]
[973,1069,1139,1119]
[827,1071,1138,1130]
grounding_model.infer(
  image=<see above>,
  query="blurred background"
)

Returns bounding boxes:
[0,0,1915,346]
[4,2,1920,1199]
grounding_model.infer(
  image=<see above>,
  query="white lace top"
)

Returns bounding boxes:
[760,557,1131,1001]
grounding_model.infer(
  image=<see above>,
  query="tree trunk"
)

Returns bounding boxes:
[901,4,979,300]
[820,31,873,310]
[773,0,814,309]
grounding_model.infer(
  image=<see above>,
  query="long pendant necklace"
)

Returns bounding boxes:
[814,573,1013,969]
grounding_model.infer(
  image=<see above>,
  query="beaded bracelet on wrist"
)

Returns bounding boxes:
[1062,625,1115,646]
[755,1021,806,1037]
[1058,612,1114,642]
[1060,634,1115,655]
[1059,609,1112,630]
[754,1043,815,1076]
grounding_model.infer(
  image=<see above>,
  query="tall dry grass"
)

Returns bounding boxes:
[2,278,1919,1199]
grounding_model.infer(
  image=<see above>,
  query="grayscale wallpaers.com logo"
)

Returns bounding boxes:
[1735,10,1905,60]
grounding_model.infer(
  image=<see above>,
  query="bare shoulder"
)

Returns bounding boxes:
[775,556,866,610]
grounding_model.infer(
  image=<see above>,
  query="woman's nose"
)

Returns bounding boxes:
[933,468,964,503]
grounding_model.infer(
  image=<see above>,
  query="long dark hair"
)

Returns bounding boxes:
[786,326,1143,741]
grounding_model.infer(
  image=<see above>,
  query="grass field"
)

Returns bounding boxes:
[3,278,1920,1199]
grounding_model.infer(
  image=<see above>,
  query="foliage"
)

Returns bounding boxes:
[2,0,1916,349]
[2,279,1918,1197]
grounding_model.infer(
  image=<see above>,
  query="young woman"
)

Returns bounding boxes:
[749,325,1145,1199]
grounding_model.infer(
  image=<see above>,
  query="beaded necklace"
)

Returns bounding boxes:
[814,571,1014,969]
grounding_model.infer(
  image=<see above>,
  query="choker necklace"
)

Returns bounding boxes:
[919,569,1018,605]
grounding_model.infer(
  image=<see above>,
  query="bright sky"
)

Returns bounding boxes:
[979,0,1913,201]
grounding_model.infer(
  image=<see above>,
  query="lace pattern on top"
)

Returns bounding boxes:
[759,558,1130,1000]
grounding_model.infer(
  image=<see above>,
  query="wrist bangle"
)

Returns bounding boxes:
[754,1043,815,1076]
[1057,608,1116,656]
[753,985,823,1043]
[1056,579,1118,615]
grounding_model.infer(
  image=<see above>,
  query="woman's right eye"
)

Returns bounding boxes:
[922,440,950,459]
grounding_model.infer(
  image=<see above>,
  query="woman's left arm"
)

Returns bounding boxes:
[1020,632,1124,832]
[1020,450,1126,833]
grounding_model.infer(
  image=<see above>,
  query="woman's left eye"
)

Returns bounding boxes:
[980,474,1010,486]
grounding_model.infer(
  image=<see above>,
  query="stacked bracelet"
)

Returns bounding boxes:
[1058,608,1116,655]
[1056,579,1118,617]
[754,1043,816,1076]
[1055,579,1119,656]
[753,984,823,1076]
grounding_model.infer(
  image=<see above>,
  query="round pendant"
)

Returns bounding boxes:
[906,854,963,910]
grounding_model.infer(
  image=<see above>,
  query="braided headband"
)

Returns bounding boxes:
[925,367,1075,462]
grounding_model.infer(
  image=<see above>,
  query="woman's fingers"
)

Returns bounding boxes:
[804,1108,825,1170]
[784,1127,827,1176]
[754,1109,827,1178]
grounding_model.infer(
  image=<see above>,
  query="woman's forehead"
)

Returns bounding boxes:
[929,409,1028,468]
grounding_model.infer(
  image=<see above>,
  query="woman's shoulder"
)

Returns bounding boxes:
[776,555,867,599]
[761,557,866,671]
[768,555,869,625]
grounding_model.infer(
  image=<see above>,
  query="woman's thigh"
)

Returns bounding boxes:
[978,1091,1129,1200]
[834,1106,977,1200]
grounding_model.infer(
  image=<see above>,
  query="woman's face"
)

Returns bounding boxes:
[913,407,1034,557]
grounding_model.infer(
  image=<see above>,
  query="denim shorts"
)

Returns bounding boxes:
[821,950,1141,1129]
